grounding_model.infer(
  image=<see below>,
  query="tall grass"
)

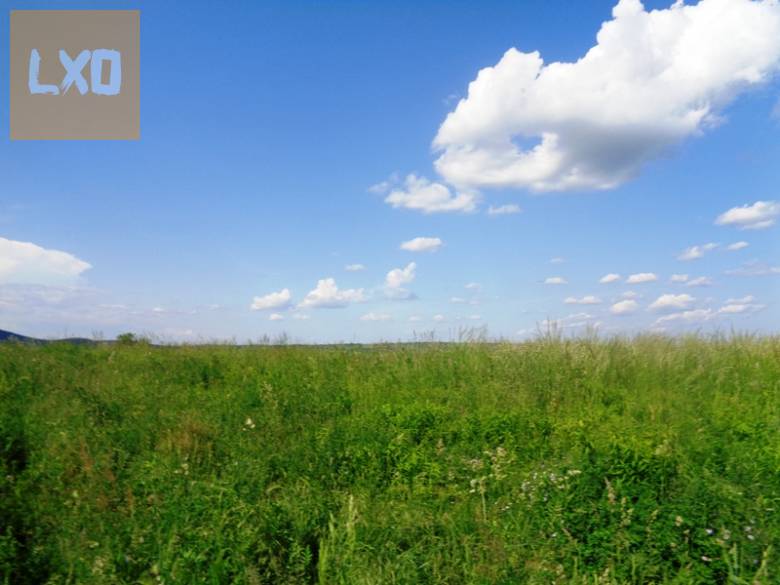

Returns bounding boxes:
[1,335,778,583]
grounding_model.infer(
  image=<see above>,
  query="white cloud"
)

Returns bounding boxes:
[541,312,597,330]
[626,272,657,284]
[610,299,639,315]
[715,200,780,230]
[468,314,482,320]
[408,315,422,322]
[250,288,292,311]
[345,263,366,272]
[433,314,446,322]
[487,204,522,216]
[291,313,311,320]
[298,278,366,309]
[685,276,713,287]
[599,273,621,284]
[368,174,399,194]
[432,0,780,193]
[0,237,91,286]
[677,242,718,261]
[725,261,780,276]
[726,241,749,251]
[450,296,467,304]
[564,295,602,305]
[654,308,714,325]
[544,276,568,285]
[725,295,755,304]
[621,290,639,299]
[269,313,285,321]
[465,282,482,291]
[648,293,695,311]
[653,299,766,326]
[360,312,391,321]
[385,262,416,289]
[550,257,565,264]
[400,237,443,252]
[670,274,689,283]
[384,174,478,214]
[718,302,765,315]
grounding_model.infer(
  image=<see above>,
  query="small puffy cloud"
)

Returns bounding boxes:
[610,299,639,315]
[715,201,780,230]
[385,262,416,289]
[648,293,695,311]
[0,236,91,286]
[299,278,366,309]
[686,276,713,287]
[345,263,366,272]
[433,0,780,193]
[564,295,601,305]
[726,241,749,251]
[677,243,718,261]
[384,262,418,300]
[725,261,780,276]
[384,174,478,214]
[550,257,565,264]
[432,314,446,322]
[487,204,522,216]
[599,273,621,284]
[400,237,443,252]
[360,312,391,321]
[450,296,467,304]
[250,288,292,311]
[670,274,689,283]
[465,282,482,291]
[408,315,422,322]
[544,276,567,285]
[269,313,285,321]
[626,272,657,284]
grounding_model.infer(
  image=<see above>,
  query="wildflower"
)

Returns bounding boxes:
[701,555,711,562]
[675,515,683,527]
[705,528,714,535]
[244,417,256,430]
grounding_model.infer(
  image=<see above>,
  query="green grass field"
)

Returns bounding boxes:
[1,335,779,584]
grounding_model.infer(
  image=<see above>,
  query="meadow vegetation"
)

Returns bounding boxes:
[1,334,779,584]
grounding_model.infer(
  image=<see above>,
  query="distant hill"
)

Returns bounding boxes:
[0,329,42,343]
[0,329,96,345]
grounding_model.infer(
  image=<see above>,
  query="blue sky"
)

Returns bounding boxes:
[1,0,779,342]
